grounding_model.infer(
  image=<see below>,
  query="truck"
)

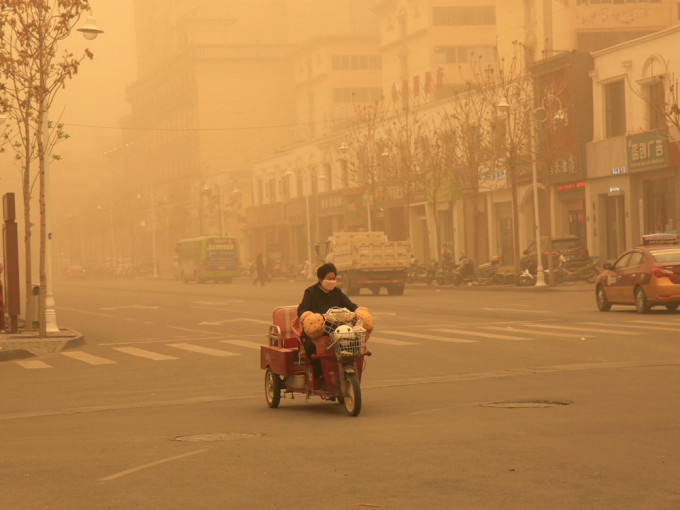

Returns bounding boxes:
[315,231,411,296]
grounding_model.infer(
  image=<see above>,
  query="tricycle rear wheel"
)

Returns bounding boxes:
[343,372,361,417]
[265,367,281,408]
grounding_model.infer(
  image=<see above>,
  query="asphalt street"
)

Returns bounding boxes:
[1,278,679,509]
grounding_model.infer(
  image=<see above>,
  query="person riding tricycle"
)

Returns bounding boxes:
[260,263,373,416]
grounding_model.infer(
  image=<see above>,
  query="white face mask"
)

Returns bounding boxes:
[321,279,336,291]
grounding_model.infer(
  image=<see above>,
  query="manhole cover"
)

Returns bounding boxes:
[481,400,571,408]
[173,432,262,442]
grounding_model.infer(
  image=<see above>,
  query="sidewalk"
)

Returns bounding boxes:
[409,280,594,292]
[0,327,84,362]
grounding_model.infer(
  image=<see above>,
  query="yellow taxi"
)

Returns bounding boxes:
[595,234,680,313]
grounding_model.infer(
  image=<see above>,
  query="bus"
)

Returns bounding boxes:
[175,235,240,283]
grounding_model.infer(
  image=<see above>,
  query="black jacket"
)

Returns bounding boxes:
[297,283,358,317]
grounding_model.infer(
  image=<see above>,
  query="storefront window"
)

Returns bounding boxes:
[643,178,676,234]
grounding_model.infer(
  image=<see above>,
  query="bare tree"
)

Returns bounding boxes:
[440,78,498,266]
[463,43,533,272]
[0,0,94,335]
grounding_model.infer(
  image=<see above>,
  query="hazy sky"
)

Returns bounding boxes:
[56,0,138,159]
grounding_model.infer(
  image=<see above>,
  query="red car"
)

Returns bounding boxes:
[595,234,680,313]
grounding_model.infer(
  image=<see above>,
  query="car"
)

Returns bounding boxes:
[525,235,589,268]
[65,264,87,280]
[595,233,680,313]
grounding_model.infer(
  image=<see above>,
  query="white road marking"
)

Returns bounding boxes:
[221,340,262,350]
[168,343,239,357]
[100,305,160,310]
[194,301,243,305]
[480,326,594,339]
[15,360,51,369]
[62,351,117,365]
[522,324,638,335]
[367,336,418,345]
[99,450,207,481]
[584,321,680,332]
[112,347,179,360]
[625,320,680,330]
[197,318,270,326]
[430,328,529,341]
[481,307,549,313]
[381,330,477,344]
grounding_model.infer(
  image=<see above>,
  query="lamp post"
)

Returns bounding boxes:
[497,84,546,287]
[136,190,159,278]
[42,13,104,333]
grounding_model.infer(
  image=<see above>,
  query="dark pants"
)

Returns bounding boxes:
[301,332,322,378]
[252,270,266,286]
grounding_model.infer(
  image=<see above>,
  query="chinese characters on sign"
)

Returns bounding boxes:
[550,154,576,176]
[627,132,667,171]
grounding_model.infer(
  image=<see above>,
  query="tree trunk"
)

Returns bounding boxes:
[23,167,33,333]
[510,172,521,274]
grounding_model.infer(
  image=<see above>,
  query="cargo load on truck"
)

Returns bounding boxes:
[316,231,410,296]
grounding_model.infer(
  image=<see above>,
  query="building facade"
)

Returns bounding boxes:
[586,24,680,261]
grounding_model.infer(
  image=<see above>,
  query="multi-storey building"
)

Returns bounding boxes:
[113,0,680,275]
[586,24,680,261]
[119,0,377,273]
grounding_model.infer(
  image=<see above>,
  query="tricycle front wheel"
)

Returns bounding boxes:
[265,367,281,408]
[343,372,361,417]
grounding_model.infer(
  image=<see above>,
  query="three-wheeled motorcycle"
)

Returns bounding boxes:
[260,306,371,416]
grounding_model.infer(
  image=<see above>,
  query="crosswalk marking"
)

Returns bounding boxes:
[430,328,530,341]
[62,351,117,365]
[168,343,239,357]
[15,360,51,369]
[521,324,638,335]
[368,336,418,345]
[624,320,680,331]
[221,340,262,350]
[382,330,477,344]
[479,326,594,339]
[112,347,179,360]
[583,321,680,332]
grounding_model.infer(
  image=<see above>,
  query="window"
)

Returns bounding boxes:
[331,55,381,71]
[434,45,496,65]
[432,6,495,26]
[646,79,665,130]
[604,80,626,137]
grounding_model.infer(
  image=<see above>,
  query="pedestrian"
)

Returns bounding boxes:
[253,253,266,286]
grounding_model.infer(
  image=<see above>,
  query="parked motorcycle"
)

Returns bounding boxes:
[435,258,458,285]
[452,255,476,286]
[517,249,549,286]
[477,255,504,286]
[553,255,601,284]
[407,258,435,284]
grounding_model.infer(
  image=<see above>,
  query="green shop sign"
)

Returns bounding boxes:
[627,131,667,171]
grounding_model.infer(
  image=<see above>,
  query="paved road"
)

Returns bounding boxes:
[2,279,679,509]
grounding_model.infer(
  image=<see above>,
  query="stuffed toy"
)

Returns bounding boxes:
[354,306,373,332]
[302,312,325,339]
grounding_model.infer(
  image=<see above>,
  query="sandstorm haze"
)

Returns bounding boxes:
[4,0,679,280]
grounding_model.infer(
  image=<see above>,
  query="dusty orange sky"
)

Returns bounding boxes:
[56,0,138,160]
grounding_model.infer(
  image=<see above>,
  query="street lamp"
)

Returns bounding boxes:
[136,190,159,278]
[497,83,547,287]
[44,12,104,332]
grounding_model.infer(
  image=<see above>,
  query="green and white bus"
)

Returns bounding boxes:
[175,235,240,283]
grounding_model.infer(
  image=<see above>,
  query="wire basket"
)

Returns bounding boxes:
[323,307,357,336]
[334,328,367,357]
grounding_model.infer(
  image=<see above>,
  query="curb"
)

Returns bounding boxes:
[0,328,85,362]
[407,282,593,292]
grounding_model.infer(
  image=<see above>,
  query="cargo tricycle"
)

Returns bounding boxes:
[260,306,371,416]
